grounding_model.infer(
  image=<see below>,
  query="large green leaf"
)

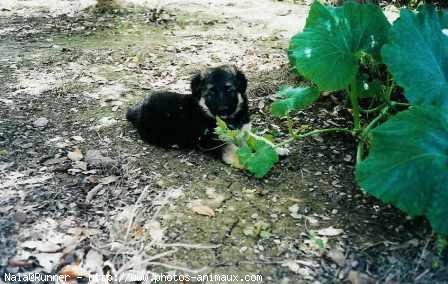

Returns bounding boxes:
[382,6,448,108]
[271,86,320,117]
[238,140,279,178]
[356,106,448,235]
[288,1,390,91]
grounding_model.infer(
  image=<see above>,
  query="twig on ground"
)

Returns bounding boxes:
[124,185,150,241]
[159,243,221,249]
[145,261,208,274]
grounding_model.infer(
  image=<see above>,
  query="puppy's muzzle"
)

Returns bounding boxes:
[218,105,230,113]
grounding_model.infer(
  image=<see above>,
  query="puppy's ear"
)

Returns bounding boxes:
[191,73,202,98]
[235,70,247,94]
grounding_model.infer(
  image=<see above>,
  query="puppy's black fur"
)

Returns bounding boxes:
[126,65,249,153]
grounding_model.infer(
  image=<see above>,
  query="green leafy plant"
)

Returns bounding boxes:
[308,230,328,251]
[215,117,279,178]
[436,236,448,256]
[243,222,272,239]
[290,2,448,235]
[217,1,448,236]
[357,5,448,236]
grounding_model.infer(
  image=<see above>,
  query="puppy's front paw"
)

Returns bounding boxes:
[222,144,244,169]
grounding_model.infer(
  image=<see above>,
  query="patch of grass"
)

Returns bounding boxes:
[74,106,117,124]
[56,22,166,50]
[92,0,121,13]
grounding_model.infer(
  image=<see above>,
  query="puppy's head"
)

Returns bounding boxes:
[191,65,247,119]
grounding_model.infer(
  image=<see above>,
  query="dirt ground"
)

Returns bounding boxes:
[0,0,447,283]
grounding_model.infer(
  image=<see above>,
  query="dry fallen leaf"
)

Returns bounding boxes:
[132,225,145,238]
[147,220,164,243]
[289,204,301,219]
[327,249,346,267]
[71,135,84,142]
[73,161,88,171]
[203,188,226,209]
[43,157,66,165]
[282,260,300,273]
[348,270,376,284]
[55,141,70,148]
[35,252,63,272]
[205,187,218,199]
[67,148,83,161]
[21,240,61,253]
[317,226,343,237]
[99,175,119,185]
[8,258,35,268]
[93,117,118,130]
[305,216,319,226]
[282,260,315,279]
[82,249,103,275]
[59,264,83,281]
[191,204,215,217]
[33,117,48,128]
[85,184,103,203]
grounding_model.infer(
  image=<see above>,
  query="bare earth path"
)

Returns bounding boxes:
[0,1,446,283]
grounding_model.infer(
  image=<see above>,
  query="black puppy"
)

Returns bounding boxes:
[126,65,250,165]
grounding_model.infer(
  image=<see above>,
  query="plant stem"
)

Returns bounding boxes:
[390,101,410,107]
[361,106,389,138]
[286,115,297,138]
[245,131,277,148]
[355,106,390,164]
[356,142,364,164]
[275,127,353,148]
[384,80,395,103]
[349,78,362,131]
[359,103,386,114]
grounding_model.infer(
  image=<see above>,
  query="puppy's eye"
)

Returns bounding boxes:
[224,87,234,95]
[207,88,217,96]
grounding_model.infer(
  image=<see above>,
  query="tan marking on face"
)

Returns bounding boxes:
[198,97,214,118]
[223,92,244,119]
